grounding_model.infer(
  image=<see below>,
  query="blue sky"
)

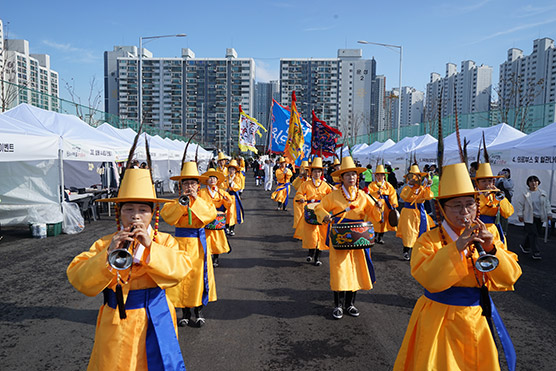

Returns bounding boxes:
[2,0,556,108]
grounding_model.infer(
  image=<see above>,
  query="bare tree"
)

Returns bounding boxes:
[63,76,103,126]
[494,72,544,132]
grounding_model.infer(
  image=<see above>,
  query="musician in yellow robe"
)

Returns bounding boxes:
[396,165,435,261]
[199,168,233,267]
[292,160,309,238]
[161,161,217,328]
[215,152,229,178]
[315,156,383,319]
[367,164,399,244]
[238,156,246,195]
[394,163,521,371]
[294,157,332,265]
[67,168,191,371]
[474,162,514,245]
[271,156,293,211]
[222,159,244,236]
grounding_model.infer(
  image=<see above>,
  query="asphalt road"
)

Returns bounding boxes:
[1,176,555,370]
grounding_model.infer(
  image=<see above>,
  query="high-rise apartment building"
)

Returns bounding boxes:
[280,49,375,138]
[400,86,424,127]
[425,60,492,121]
[499,38,556,125]
[104,46,255,152]
[375,75,387,131]
[254,80,279,146]
[0,19,59,111]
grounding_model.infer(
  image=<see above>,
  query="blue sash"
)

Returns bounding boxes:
[104,287,186,371]
[480,214,505,244]
[175,227,210,306]
[404,202,428,236]
[424,287,516,371]
[229,190,244,224]
[216,205,226,212]
[382,194,393,211]
[275,182,291,207]
[326,217,376,284]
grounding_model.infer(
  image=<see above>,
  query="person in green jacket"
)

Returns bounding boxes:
[429,165,440,222]
[362,164,373,187]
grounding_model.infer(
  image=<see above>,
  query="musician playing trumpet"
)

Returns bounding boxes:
[473,162,514,245]
[366,164,399,244]
[394,163,521,371]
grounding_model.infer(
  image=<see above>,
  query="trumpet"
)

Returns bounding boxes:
[108,226,135,270]
[494,191,505,201]
[464,218,499,272]
[178,194,190,206]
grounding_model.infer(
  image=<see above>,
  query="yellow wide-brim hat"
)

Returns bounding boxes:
[277,156,287,164]
[202,168,225,185]
[333,157,340,166]
[405,164,428,177]
[310,157,324,169]
[170,161,207,181]
[331,156,366,178]
[227,159,241,170]
[374,164,389,174]
[296,160,309,169]
[437,163,480,199]
[473,163,504,180]
[217,152,228,161]
[96,168,169,203]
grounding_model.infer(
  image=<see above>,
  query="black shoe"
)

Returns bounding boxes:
[306,256,313,263]
[195,317,206,327]
[403,252,410,261]
[520,244,531,254]
[213,259,219,267]
[228,230,235,236]
[377,239,385,244]
[178,318,189,327]
[345,305,360,317]
[314,260,322,266]
[532,252,542,260]
[332,307,343,320]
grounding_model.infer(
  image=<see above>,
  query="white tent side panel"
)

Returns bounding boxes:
[0,159,62,226]
[0,133,59,162]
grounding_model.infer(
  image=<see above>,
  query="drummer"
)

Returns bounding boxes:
[367,164,399,244]
[396,164,435,261]
[199,168,233,267]
[394,162,521,371]
[292,160,310,239]
[222,159,244,236]
[67,165,191,370]
[315,156,383,319]
[271,156,293,211]
[473,162,514,245]
[294,157,333,265]
[161,161,218,328]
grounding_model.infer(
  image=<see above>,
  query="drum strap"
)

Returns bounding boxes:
[175,227,210,306]
[216,205,226,212]
[326,217,376,284]
[424,287,516,371]
[479,215,505,244]
[104,287,186,371]
[229,190,244,224]
[404,202,428,237]
[381,194,393,211]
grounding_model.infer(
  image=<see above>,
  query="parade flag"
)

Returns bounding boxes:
[268,99,311,156]
[283,91,305,163]
[311,110,342,157]
[238,105,267,154]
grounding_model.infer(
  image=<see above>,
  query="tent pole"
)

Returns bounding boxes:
[546,145,555,243]
[58,149,64,212]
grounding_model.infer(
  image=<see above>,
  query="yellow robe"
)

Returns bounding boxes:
[292,175,309,234]
[478,193,514,244]
[216,164,228,178]
[396,185,435,247]
[315,188,383,291]
[160,197,217,308]
[239,159,246,191]
[67,231,190,371]
[271,168,293,204]
[294,179,333,249]
[199,187,233,255]
[394,223,522,371]
[368,180,399,233]
[221,173,243,226]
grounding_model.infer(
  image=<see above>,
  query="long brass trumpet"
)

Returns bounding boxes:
[464,218,499,272]
[108,226,135,270]
[178,194,190,206]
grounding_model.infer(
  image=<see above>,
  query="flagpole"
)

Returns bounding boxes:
[264,100,274,155]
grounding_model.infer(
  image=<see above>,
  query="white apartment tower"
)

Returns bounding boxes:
[499,38,556,126]
[1,20,59,112]
[280,49,374,137]
[400,86,424,127]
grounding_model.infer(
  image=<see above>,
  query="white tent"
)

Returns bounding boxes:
[354,139,396,165]
[3,104,130,188]
[383,134,437,172]
[0,115,63,226]
[352,143,368,153]
[416,123,526,166]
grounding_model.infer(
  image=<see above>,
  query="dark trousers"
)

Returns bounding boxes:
[522,217,543,254]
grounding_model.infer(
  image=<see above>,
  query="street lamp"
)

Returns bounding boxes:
[358,40,403,142]
[138,34,187,128]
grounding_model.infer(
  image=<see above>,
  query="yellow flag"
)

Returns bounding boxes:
[284,91,304,163]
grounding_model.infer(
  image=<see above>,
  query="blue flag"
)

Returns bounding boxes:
[270,99,311,165]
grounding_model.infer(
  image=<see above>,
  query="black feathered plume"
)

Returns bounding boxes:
[125,121,144,171]
[145,134,154,183]
[476,136,483,164]
[453,84,465,164]
[180,132,197,167]
[482,132,490,163]
[195,143,199,164]
[462,137,469,169]
[437,87,444,177]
